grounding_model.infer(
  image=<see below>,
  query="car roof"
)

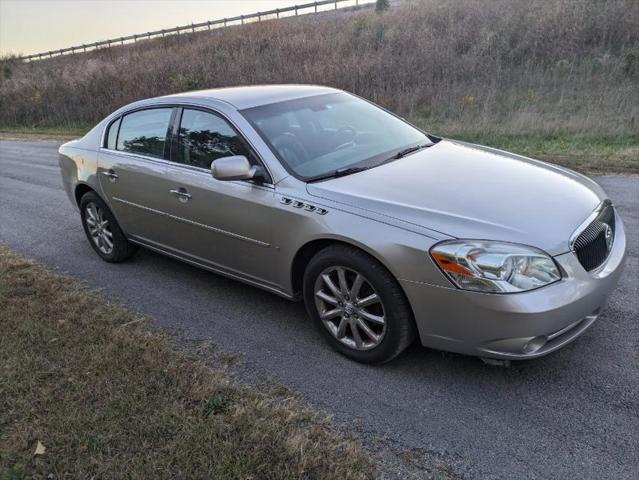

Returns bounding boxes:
[162,84,340,110]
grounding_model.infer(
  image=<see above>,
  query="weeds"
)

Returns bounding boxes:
[0,0,637,138]
[0,245,375,479]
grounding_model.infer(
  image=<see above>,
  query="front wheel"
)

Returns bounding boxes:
[303,245,416,364]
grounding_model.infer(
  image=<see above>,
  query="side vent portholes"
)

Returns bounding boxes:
[280,197,328,215]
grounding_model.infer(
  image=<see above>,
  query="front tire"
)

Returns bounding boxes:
[303,244,416,364]
[79,191,137,262]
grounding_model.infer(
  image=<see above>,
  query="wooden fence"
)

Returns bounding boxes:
[17,0,375,62]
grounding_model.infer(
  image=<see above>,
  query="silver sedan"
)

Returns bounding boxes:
[58,85,627,363]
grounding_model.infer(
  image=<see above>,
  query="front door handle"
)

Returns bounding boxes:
[101,169,119,182]
[170,188,192,202]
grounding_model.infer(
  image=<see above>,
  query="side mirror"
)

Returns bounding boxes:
[211,155,265,182]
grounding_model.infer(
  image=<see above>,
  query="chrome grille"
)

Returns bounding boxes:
[572,201,615,272]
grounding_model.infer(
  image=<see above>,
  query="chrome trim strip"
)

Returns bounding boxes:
[568,199,612,252]
[546,317,589,341]
[112,196,271,247]
[100,146,170,165]
[128,236,292,299]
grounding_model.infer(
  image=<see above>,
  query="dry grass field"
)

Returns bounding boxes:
[0,245,375,478]
[1,0,637,137]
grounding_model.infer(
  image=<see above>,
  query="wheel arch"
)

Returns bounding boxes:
[74,182,97,207]
[290,237,410,302]
[74,183,126,235]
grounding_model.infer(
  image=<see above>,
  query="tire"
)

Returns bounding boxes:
[303,244,416,364]
[79,191,137,263]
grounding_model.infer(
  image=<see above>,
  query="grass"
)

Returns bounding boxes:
[1,0,637,135]
[1,125,636,174]
[0,245,375,479]
[0,125,89,141]
[440,131,639,175]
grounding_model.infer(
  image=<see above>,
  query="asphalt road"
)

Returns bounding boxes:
[1,140,638,479]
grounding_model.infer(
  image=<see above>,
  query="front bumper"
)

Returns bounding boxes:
[401,214,627,360]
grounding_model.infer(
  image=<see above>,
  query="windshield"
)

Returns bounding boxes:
[240,93,431,181]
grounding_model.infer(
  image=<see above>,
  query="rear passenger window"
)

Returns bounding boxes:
[106,117,121,149]
[117,108,173,159]
[177,109,258,169]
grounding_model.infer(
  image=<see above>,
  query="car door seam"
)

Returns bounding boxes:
[111,196,271,247]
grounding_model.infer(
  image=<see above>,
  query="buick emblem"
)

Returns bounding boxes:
[602,223,614,251]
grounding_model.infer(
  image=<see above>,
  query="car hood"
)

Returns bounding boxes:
[306,140,606,255]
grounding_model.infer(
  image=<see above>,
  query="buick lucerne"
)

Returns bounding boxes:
[58,85,626,363]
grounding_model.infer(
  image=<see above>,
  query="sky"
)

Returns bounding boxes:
[0,0,318,56]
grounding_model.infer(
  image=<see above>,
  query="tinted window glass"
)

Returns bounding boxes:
[106,117,121,149]
[117,108,172,159]
[177,109,256,169]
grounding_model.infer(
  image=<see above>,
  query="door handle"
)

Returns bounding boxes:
[101,169,119,182]
[170,188,192,202]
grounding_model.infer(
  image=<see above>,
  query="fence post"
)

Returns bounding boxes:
[23,0,375,62]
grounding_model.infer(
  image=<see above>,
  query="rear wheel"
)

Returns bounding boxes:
[303,245,416,364]
[80,191,137,262]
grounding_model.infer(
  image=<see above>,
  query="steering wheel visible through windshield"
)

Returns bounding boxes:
[240,92,432,181]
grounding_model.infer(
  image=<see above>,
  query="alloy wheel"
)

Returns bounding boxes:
[84,202,114,255]
[313,266,386,351]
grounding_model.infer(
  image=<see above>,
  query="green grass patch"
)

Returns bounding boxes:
[437,132,639,175]
[0,125,90,141]
[0,245,375,479]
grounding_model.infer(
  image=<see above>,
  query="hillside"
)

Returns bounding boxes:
[1,0,638,166]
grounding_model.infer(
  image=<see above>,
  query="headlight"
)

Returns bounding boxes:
[430,240,561,293]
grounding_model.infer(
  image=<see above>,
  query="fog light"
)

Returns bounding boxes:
[522,336,547,354]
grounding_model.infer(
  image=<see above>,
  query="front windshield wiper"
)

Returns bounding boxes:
[305,143,432,183]
[306,166,369,183]
[393,143,430,159]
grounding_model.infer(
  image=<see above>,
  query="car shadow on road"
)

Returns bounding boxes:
[121,246,614,390]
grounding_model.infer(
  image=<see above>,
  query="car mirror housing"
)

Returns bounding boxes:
[211,155,265,182]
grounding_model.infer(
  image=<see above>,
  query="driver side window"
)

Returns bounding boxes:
[176,109,258,170]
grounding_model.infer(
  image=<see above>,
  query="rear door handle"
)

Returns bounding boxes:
[101,169,118,181]
[170,188,192,202]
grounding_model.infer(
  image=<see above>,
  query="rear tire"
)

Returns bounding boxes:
[79,191,137,263]
[303,244,416,364]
